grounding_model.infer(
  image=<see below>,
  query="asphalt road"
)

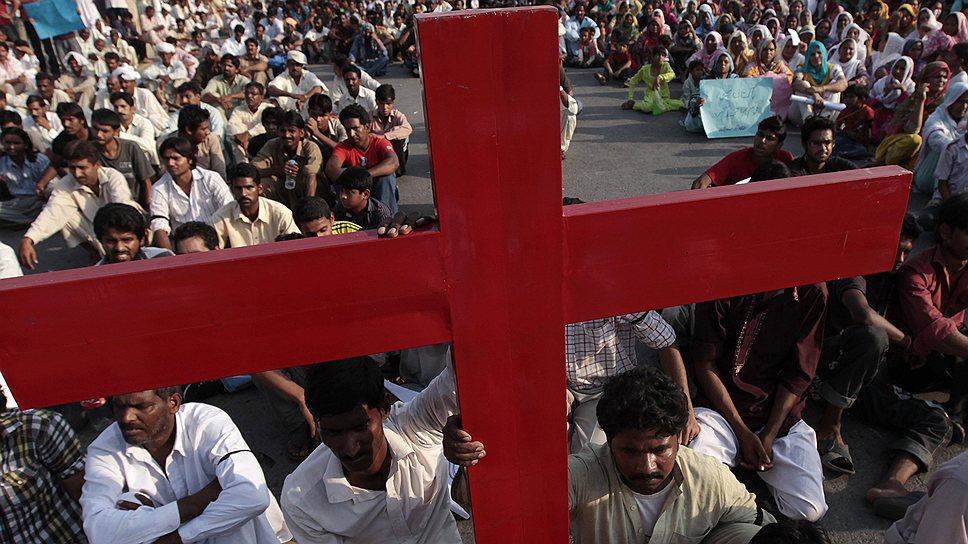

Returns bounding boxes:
[4,60,961,544]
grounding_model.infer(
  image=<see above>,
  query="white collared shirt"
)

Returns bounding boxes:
[22,112,63,153]
[281,364,462,544]
[81,402,290,544]
[268,71,327,111]
[335,86,378,117]
[150,167,234,234]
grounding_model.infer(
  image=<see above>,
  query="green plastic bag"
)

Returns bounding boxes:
[651,89,664,116]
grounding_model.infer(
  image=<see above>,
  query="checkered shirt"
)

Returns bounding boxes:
[0,409,86,544]
[566,310,677,392]
[332,220,362,234]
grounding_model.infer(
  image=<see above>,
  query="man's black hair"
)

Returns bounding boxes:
[305,357,387,418]
[245,36,259,46]
[109,91,135,106]
[35,71,54,84]
[953,42,968,63]
[596,366,689,440]
[91,108,122,130]
[234,24,245,33]
[56,102,86,123]
[900,212,921,242]
[159,136,197,167]
[938,192,968,234]
[800,115,836,147]
[104,51,121,62]
[757,115,787,142]
[177,81,203,96]
[64,140,100,164]
[339,103,371,125]
[294,196,332,223]
[262,106,284,125]
[307,93,334,113]
[843,83,869,100]
[342,64,362,79]
[25,94,45,107]
[0,110,21,126]
[748,520,831,544]
[178,105,210,133]
[230,162,261,183]
[221,53,241,68]
[652,45,669,59]
[172,221,219,250]
[687,59,704,72]
[276,232,307,241]
[332,53,351,69]
[246,81,265,95]
[337,166,373,193]
[281,109,306,130]
[94,203,147,240]
[153,386,182,400]
[375,83,395,102]
[749,159,792,182]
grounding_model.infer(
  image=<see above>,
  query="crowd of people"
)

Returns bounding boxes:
[3,0,968,542]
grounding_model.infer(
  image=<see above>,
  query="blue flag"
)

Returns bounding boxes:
[23,0,85,40]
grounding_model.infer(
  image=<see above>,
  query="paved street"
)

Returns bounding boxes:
[4,60,961,544]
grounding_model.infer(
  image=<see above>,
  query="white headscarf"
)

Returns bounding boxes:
[840,23,869,62]
[829,38,862,80]
[63,51,90,68]
[871,56,915,108]
[871,32,906,74]
[831,11,853,42]
[918,81,968,164]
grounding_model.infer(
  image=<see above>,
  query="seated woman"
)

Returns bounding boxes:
[622,46,683,114]
[728,30,755,75]
[840,23,871,64]
[682,50,737,133]
[778,31,804,73]
[791,42,848,126]
[829,38,868,87]
[869,56,916,142]
[686,31,723,72]
[873,60,950,169]
[923,12,968,62]
[912,82,968,194]
[903,38,926,78]
[815,18,835,48]
[610,11,640,46]
[670,20,702,76]
[742,36,794,119]
[0,127,51,225]
[632,17,665,67]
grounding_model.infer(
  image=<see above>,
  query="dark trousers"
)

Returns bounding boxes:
[390,137,408,177]
[818,325,888,409]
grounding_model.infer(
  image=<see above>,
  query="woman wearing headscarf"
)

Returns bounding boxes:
[873,60,950,168]
[748,24,771,49]
[902,38,926,78]
[715,13,735,36]
[670,19,702,76]
[696,3,716,37]
[840,23,870,64]
[894,4,919,39]
[632,16,665,67]
[779,30,804,72]
[56,52,97,109]
[763,16,781,40]
[743,36,795,119]
[829,38,868,87]
[870,56,917,141]
[815,18,834,48]
[728,29,755,74]
[652,8,673,35]
[683,48,739,133]
[686,31,723,71]
[923,12,968,60]
[912,82,968,193]
[612,11,641,44]
[869,31,905,76]
[830,11,853,44]
[916,7,942,40]
[865,0,891,39]
[791,41,848,125]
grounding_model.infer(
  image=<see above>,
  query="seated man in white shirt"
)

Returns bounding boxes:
[281,356,462,543]
[142,42,188,108]
[111,90,160,166]
[150,136,233,249]
[23,94,62,153]
[335,64,377,116]
[268,50,326,112]
[81,386,291,544]
[328,54,380,104]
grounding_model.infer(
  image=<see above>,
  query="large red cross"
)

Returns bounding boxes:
[0,8,910,544]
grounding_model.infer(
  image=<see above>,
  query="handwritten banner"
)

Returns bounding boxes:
[23,0,85,40]
[699,78,774,139]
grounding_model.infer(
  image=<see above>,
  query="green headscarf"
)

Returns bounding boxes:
[801,41,829,84]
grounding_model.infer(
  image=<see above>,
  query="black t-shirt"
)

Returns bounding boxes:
[100,140,154,203]
[788,155,857,177]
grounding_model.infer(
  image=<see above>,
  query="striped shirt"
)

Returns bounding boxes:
[0,409,86,543]
[332,220,361,234]
[566,311,677,392]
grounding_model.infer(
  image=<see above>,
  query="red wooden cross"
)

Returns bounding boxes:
[0,8,911,544]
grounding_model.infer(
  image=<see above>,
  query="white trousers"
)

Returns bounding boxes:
[566,388,605,454]
[689,407,828,522]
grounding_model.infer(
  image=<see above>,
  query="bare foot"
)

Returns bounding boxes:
[866,480,909,504]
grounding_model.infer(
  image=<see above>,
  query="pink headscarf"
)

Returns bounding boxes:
[687,31,724,70]
[924,12,968,57]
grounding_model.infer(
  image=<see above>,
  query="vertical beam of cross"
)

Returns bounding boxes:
[417,8,570,544]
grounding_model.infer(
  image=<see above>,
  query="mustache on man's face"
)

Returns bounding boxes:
[627,472,665,482]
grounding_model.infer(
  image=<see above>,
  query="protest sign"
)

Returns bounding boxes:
[23,0,85,40]
[699,78,774,139]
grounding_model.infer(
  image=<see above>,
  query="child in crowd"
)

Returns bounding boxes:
[833,84,875,160]
[622,46,682,115]
[680,60,705,108]
[595,38,634,85]
[682,51,737,133]
[333,166,392,230]
[569,27,603,68]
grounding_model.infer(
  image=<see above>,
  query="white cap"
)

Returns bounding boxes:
[287,50,308,65]
[113,65,140,81]
[64,51,89,67]
[156,42,176,54]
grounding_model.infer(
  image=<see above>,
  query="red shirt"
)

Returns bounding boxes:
[332,135,395,169]
[705,147,794,186]
[836,104,875,134]
[894,246,968,355]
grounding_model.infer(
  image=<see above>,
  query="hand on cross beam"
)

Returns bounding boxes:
[442,415,486,467]
[377,212,437,238]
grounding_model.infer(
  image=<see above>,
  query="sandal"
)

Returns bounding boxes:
[873,492,925,521]
[819,439,856,475]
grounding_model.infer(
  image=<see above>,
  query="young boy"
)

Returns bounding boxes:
[622,46,682,115]
[681,59,705,109]
[91,108,155,208]
[570,27,603,68]
[370,84,413,176]
[833,84,874,161]
[333,166,392,230]
[594,38,633,85]
[293,195,361,236]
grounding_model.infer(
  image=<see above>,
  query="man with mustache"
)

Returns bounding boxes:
[80,386,291,543]
[445,367,773,543]
[209,162,298,248]
[93,203,173,265]
[281,356,462,543]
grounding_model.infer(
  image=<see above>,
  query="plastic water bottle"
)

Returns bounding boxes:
[285,159,297,190]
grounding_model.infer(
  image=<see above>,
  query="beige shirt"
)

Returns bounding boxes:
[227,102,269,137]
[209,197,298,248]
[251,137,322,186]
[24,167,139,248]
[195,133,227,181]
[886,450,968,544]
[569,445,772,544]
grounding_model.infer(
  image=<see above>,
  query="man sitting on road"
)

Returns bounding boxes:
[690,116,793,189]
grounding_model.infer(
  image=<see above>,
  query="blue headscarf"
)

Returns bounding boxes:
[801,41,830,84]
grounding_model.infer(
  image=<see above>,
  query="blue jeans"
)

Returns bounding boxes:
[372,173,398,214]
[361,56,389,77]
